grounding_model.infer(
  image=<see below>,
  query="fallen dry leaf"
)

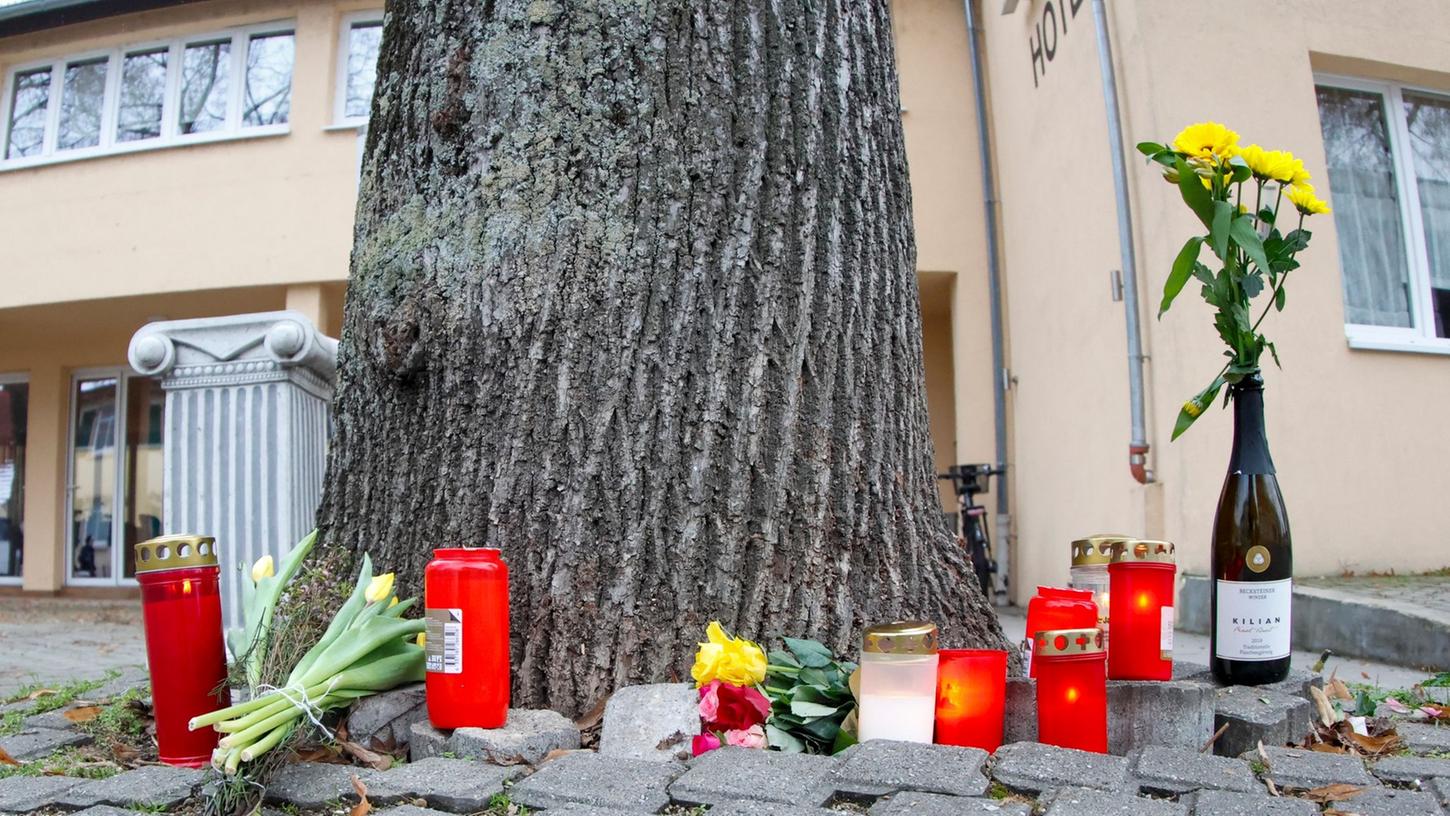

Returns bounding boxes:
[0,747,18,766]
[1309,743,1349,753]
[110,742,141,765]
[340,740,391,772]
[1345,730,1402,756]
[1303,783,1365,803]
[63,706,103,724]
[1328,678,1354,702]
[25,688,57,701]
[1310,686,1342,727]
[573,695,609,732]
[349,773,371,816]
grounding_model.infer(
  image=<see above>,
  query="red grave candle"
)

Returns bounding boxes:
[1107,539,1177,681]
[1034,627,1107,753]
[1024,586,1097,677]
[934,649,1007,751]
[134,535,229,768]
[425,548,510,728]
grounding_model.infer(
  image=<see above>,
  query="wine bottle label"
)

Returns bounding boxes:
[1160,606,1174,660]
[424,607,464,674]
[1214,578,1291,661]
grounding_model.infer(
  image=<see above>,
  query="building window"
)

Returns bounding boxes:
[0,22,295,169]
[0,376,27,583]
[336,12,383,124]
[1316,77,1450,350]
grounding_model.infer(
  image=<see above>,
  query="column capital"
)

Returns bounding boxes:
[128,311,338,399]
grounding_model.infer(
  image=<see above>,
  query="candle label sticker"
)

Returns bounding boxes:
[1214,578,1292,661]
[1159,606,1174,660]
[424,608,464,674]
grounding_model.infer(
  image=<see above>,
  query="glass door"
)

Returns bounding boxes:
[0,375,26,584]
[67,370,165,585]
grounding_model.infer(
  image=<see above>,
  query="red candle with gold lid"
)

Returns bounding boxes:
[1107,539,1177,681]
[1033,627,1107,753]
[934,648,1007,751]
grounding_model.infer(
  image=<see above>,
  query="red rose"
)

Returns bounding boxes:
[692,732,722,757]
[702,682,770,732]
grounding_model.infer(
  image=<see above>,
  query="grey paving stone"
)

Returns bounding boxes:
[1040,786,1187,815]
[990,741,1131,794]
[539,806,663,816]
[1399,723,1450,755]
[831,739,990,798]
[262,761,373,808]
[708,802,839,816]
[868,791,1033,816]
[373,806,454,816]
[1172,662,1213,682]
[1190,790,1318,816]
[669,745,840,807]
[1131,746,1258,795]
[0,775,88,812]
[0,725,92,760]
[70,807,147,816]
[348,682,428,750]
[1002,677,1037,744]
[446,709,581,765]
[368,756,524,812]
[88,668,150,703]
[409,720,450,761]
[1255,669,1321,701]
[509,751,683,812]
[1371,755,1450,787]
[1109,680,1217,755]
[1434,777,1450,808]
[598,682,698,763]
[1255,746,1376,791]
[56,765,205,810]
[1212,687,1312,757]
[23,705,86,730]
[1323,786,1444,816]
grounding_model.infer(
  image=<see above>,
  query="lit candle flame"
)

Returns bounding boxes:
[1136,592,1150,610]
[182,579,192,595]
[1066,686,1079,703]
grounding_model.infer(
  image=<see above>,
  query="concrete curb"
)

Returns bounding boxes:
[1179,575,1449,671]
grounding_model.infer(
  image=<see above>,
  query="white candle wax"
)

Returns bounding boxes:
[858,692,936,743]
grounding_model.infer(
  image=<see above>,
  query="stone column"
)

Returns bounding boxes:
[128,311,337,628]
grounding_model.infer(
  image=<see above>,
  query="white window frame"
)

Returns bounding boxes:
[1317,74,1450,356]
[0,19,296,173]
[331,10,383,128]
[0,372,27,587]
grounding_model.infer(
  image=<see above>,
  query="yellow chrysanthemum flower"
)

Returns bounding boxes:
[365,572,396,604]
[1284,155,1311,186]
[1286,184,1331,215]
[1173,122,1239,164]
[250,555,275,582]
[1239,145,1297,183]
[691,621,768,687]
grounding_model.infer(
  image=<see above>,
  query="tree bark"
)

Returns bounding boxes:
[319,0,1013,715]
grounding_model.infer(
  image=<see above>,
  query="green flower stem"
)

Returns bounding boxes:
[239,723,293,762]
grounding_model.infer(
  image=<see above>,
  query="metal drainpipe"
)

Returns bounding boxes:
[961,0,1013,593]
[1090,0,1154,484]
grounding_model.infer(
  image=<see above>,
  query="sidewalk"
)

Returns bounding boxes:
[0,596,146,697]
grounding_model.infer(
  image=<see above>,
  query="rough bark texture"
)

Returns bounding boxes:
[319,0,1013,715]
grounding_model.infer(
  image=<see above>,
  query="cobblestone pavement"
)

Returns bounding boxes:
[0,596,145,697]
[1299,573,1450,616]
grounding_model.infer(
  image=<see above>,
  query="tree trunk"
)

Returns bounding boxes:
[319,0,1013,715]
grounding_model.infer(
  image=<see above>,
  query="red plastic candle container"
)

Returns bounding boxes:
[1024,586,1097,677]
[934,649,1007,751]
[134,535,229,767]
[1034,628,1107,753]
[1107,539,1177,681]
[425,548,510,728]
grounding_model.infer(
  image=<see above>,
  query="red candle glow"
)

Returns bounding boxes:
[934,649,1007,751]
[425,548,510,728]
[1024,586,1097,677]
[135,535,229,767]
[1034,628,1107,753]
[1107,539,1177,681]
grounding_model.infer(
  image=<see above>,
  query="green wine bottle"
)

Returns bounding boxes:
[1210,373,1292,685]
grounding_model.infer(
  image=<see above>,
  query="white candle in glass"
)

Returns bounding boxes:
[857,621,939,744]
[858,691,937,743]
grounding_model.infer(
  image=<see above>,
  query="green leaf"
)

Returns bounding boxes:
[768,649,800,669]
[1267,341,1282,369]
[1209,200,1233,261]
[1284,228,1311,252]
[798,668,829,687]
[1230,215,1272,274]
[1275,286,1286,311]
[1136,141,1166,156]
[766,723,806,753]
[1175,156,1215,229]
[1259,206,1276,225]
[1229,160,1252,185]
[790,700,842,718]
[831,725,858,755]
[1172,376,1227,441]
[1241,273,1265,299]
[784,638,834,668]
[1160,237,1203,317]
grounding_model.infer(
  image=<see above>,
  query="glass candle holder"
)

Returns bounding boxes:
[1107,539,1177,681]
[1034,627,1107,753]
[425,548,511,729]
[858,620,939,744]
[1024,586,1097,677]
[1070,534,1126,642]
[134,535,229,768]
[934,648,1007,751]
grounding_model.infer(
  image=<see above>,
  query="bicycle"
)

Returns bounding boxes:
[937,464,1005,602]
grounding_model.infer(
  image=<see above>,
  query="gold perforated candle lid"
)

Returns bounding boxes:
[1110,539,1176,565]
[1071,534,1130,566]
[1034,627,1105,656]
[863,620,939,655]
[134,534,219,574]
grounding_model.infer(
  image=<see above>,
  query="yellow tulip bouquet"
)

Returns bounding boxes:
[1137,122,1331,438]
[691,621,858,755]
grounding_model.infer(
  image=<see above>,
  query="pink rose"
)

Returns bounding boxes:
[724,724,767,749]
[691,732,722,757]
[698,680,722,723]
